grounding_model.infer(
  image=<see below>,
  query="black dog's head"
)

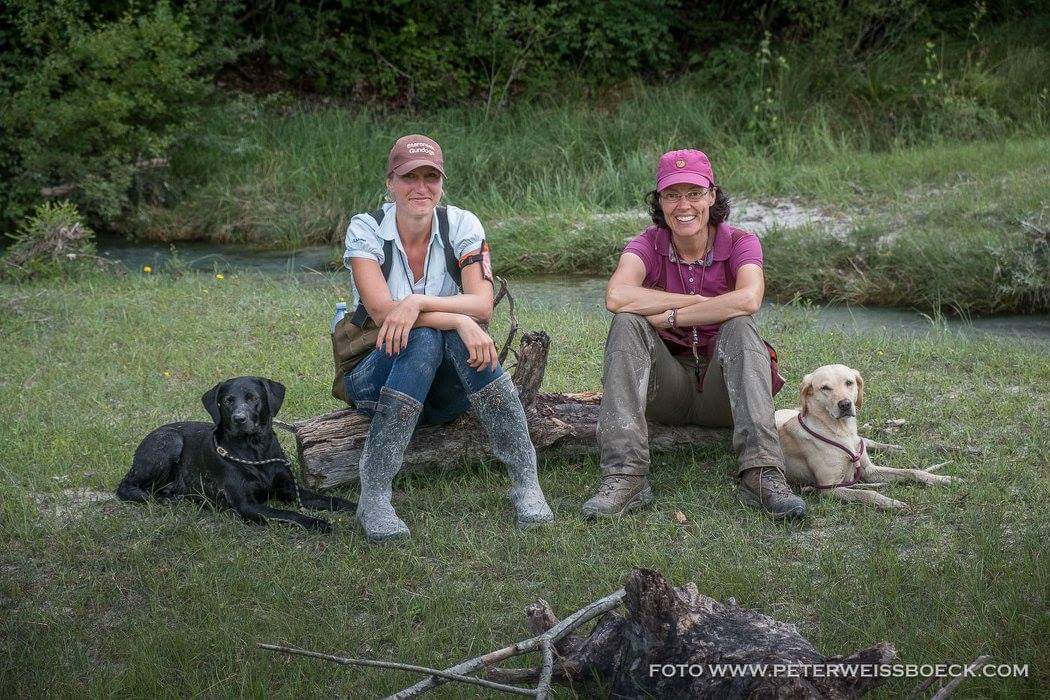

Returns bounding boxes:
[202,377,285,438]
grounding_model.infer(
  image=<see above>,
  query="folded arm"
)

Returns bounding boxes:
[605,253,709,315]
[647,264,764,329]
[350,249,498,368]
[350,250,493,325]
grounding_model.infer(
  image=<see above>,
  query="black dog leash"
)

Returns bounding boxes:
[212,436,303,509]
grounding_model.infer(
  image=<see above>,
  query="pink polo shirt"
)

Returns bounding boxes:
[623,222,763,356]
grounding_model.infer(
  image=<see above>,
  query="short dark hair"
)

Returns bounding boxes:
[645,187,731,230]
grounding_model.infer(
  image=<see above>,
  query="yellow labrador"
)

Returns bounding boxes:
[775,364,956,510]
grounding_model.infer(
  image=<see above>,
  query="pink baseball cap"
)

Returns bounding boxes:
[387,134,445,177]
[657,149,715,191]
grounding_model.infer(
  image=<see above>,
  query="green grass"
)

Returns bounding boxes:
[1,273,1047,696]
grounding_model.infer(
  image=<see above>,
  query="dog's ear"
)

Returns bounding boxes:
[854,369,865,409]
[201,381,226,425]
[799,373,813,417]
[258,377,286,418]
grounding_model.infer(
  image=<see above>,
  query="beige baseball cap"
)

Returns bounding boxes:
[387,134,445,177]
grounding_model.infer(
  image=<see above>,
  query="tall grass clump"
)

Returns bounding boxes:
[0,201,99,281]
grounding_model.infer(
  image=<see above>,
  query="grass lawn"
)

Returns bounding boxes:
[1,273,1047,697]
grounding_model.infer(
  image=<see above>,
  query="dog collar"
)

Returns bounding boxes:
[797,414,865,489]
[212,436,290,467]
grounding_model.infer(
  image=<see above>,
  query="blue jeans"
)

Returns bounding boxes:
[344,327,505,425]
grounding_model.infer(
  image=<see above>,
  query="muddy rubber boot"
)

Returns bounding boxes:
[580,474,654,519]
[737,466,806,520]
[469,374,554,527]
[357,387,422,542]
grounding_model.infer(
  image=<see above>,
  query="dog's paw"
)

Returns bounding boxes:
[879,496,908,510]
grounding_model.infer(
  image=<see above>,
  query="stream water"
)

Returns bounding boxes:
[97,237,1050,344]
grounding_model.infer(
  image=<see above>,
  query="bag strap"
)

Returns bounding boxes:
[436,206,461,289]
[350,207,395,327]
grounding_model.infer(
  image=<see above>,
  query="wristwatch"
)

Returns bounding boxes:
[667,308,678,329]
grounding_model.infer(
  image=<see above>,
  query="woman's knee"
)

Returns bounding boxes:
[717,315,762,349]
[607,312,656,352]
[404,327,443,360]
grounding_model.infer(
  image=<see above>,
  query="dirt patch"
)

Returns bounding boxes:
[32,487,116,522]
[732,197,851,238]
[491,197,852,237]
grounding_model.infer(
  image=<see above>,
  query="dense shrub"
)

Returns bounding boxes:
[0,1,231,230]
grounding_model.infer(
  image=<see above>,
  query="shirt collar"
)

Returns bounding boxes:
[374,203,445,250]
[657,222,732,263]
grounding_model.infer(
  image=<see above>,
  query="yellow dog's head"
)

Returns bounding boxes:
[800,364,864,420]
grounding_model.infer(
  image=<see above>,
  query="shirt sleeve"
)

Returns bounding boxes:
[728,230,764,281]
[343,212,385,268]
[623,231,658,282]
[450,209,485,259]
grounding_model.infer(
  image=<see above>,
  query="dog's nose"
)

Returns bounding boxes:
[837,399,854,414]
[232,413,248,424]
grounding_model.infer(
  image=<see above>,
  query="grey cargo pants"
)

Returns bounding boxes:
[596,312,785,477]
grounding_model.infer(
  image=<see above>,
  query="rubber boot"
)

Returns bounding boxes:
[469,374,554,527]
[357,387,422,542]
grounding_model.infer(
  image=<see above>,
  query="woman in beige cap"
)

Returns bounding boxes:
[339,134,554,542]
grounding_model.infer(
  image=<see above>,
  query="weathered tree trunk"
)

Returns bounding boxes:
[492,568,896,698]
[289,331,730,490]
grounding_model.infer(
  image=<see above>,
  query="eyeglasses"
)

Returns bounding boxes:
[660,188,712,204]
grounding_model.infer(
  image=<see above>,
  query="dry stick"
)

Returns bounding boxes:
[389,588,626,699]
[930,655,992,700]
[536,639,554,700]
[257,643,535,697]
[494,276,519,365]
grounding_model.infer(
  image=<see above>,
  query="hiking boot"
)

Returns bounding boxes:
[357,387,421,542]
[737,466,806,520]
[469,374,554,528]
[580,474,653,519]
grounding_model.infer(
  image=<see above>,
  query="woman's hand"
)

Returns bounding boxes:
[456,317,499,370]
[377,295,421,355]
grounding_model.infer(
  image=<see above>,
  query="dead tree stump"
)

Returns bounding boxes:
[289,331,730,490]
[495,568,896,698]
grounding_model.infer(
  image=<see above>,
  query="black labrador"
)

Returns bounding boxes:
[116,376,355,532]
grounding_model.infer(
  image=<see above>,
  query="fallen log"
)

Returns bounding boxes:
[260,568,898,698]
[288,331,730,489]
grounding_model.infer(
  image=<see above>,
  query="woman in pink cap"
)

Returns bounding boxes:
[580,149,806,521]
[339,134,553,542]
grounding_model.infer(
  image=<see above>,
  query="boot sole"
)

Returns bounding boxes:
[736,485,806,521]
[363,528,411,543]
[580,485,654,520]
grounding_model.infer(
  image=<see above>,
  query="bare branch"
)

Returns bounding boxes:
[930,655,993,700]
[257,643,536,697]
[389,589,626,699]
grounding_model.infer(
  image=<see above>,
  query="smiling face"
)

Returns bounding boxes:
[800,364,865,421]
[387,166,443,217]
[659,183,717,246]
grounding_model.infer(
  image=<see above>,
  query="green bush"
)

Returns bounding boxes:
[0,200,96,280]
[0,2,215,229]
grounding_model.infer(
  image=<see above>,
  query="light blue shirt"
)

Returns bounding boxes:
[342,203,485,310]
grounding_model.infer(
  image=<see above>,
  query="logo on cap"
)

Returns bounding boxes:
[675,159,686,168]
